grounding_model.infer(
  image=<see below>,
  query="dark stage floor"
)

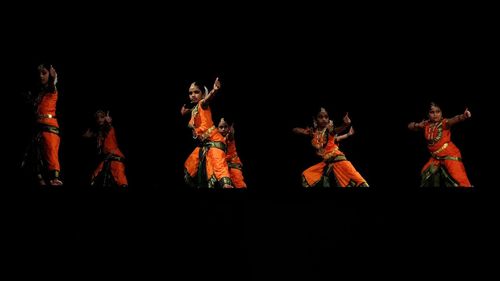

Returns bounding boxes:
[2,187,494,279]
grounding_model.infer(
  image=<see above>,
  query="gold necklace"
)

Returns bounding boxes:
[313,128,327,149]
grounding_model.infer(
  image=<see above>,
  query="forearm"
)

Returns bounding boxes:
[202,89,218,104]
[293,127,309,136]
[408,121,426,131]
[335,133,349,141]
[447,113,468,127]
[408,122,420,131]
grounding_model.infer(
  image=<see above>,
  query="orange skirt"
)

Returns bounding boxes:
[302,158,367,188]
[229,167,247,189]
[92,160,128,187]
[41,131,60,172]
[185,145,232,187]
[421,158,471,187]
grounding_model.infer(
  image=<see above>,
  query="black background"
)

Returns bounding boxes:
[1,5,493,279]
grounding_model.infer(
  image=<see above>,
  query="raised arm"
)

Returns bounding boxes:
[334,112,351,134]
[447,108,471,127]
[227,123,235,141]
[336,126,354,142]
[293,127,313,136]
[408,119,428,131]
[104,111,112,125]
[49,65,58,91]
[180,104,191,116]
[201,77,221,106]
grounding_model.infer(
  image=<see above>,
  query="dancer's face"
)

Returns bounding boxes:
[429,105,442,122]
[316,112,330,128]
[96,112,106,126]
[218,122,229,137]
[39,67,50,85]
[189,84,203,103]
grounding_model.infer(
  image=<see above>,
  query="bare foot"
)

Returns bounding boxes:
[223,184,234,189]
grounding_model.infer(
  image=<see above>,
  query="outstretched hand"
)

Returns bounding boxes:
[347,126,355,136]
[104,111,112,124]
[343,112,351,125]
[418,119,428,128]
[49,65,58,85]
[464,107,471,118]
[213,77,221,91]
[83,128,93,138]
[181,104,190,116]
[230,123,235,135]
[307,127,314,136]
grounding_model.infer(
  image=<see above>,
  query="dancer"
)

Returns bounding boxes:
[21,64,63,186]
[181,78,233,189]
[293,107,368,188]
[408,102,472,187]
[83,110,128,188]
[218,118,247,188]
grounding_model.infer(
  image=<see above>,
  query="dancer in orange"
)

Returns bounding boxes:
[293,107,368,188]
[83,110,128,188]
[217,118,247,188]
[408,102,472,187]
[181,78,233,189]
[21,64,63,186]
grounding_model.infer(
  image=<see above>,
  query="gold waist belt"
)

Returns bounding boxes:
[431,142,448,156]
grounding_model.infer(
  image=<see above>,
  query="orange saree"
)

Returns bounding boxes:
[225,138,247,189]
[36,90,61,179]
[184,101,232,188]
[91,126,128,187]
[420,119,471,187]
[302,129,368,188]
